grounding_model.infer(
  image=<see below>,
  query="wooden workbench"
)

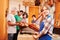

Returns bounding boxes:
[17,33,38,40]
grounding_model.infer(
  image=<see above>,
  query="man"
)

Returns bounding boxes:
[7,9,19,40]
[33,6,53,40]
[31,15,40,25]
[14,10,23,40]
[31,15,36,23]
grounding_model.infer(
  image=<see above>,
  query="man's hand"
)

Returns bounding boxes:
[16,22,20,26]
[19,22,25,26]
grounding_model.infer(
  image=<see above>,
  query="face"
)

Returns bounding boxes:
[18,12,23,16]
[42,10,49,18]
[32,17,36,20]
[23,15,26,18]
[18,12,21,16]
[11,10,16,15]
[43,7,49,16]
[45,10,49,16]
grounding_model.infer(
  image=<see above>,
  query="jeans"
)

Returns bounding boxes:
[13,30,19,40]
[8,34,14,40]
[39,34,52,40]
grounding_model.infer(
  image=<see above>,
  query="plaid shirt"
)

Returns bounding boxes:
[40,15,54,36]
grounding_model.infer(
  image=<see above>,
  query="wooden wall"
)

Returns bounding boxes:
[28,6,39,23]
[54,2,60,28]
[0,0,8,40]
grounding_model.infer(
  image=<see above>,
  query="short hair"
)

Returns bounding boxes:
[32,15,36,18]
[22,12,28,18]
[17,10,23,14]
[41,6,49,12]
[20,10,23,13]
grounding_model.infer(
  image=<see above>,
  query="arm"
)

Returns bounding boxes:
[33,17,52,38]
[7,14,19,26]
[39,12,45,23]
[8,21,19,26]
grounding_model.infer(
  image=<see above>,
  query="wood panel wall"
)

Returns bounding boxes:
[28,6,39,23]
[54,2,60,28]
[0,0,8,40]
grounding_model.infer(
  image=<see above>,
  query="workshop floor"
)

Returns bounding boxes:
[52,34,60,40]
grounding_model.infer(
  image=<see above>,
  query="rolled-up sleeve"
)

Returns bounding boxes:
[40,17,52,34]
[7,14,11,22]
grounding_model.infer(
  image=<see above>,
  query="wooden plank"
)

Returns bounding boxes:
[28,6,39,23]
[54,2,60,28]
[0,0,8,40]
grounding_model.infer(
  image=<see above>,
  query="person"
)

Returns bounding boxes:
[31,15,36,23]
[21,12,28,23]
[31,15,40,25]
[20,12,28,27]
[45,1,55,36]
[14,10,23,40]
[20,12,32,32]
[45,1,55,19]
[7,9,20,40]
[33,6,53,40]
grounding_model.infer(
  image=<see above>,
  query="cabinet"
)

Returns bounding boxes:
[28,6,39,23]
[54,2,60,28]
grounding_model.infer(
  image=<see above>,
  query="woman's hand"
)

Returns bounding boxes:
[33,35,38,39]
[33,34,40,39]
[33,32,40,39]
[34,32,39,35]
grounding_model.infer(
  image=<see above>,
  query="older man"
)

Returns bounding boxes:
[7,9,19,40]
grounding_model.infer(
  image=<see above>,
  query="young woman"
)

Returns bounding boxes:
[33,6,53,40]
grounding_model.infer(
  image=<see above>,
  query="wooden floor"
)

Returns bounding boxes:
[17,33,60,40]
[53,34,60,40]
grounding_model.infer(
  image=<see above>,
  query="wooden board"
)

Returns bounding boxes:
[28,6,39,23]
[17,34,37,40]
[54,2,60,28]
[0,0,8,40]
